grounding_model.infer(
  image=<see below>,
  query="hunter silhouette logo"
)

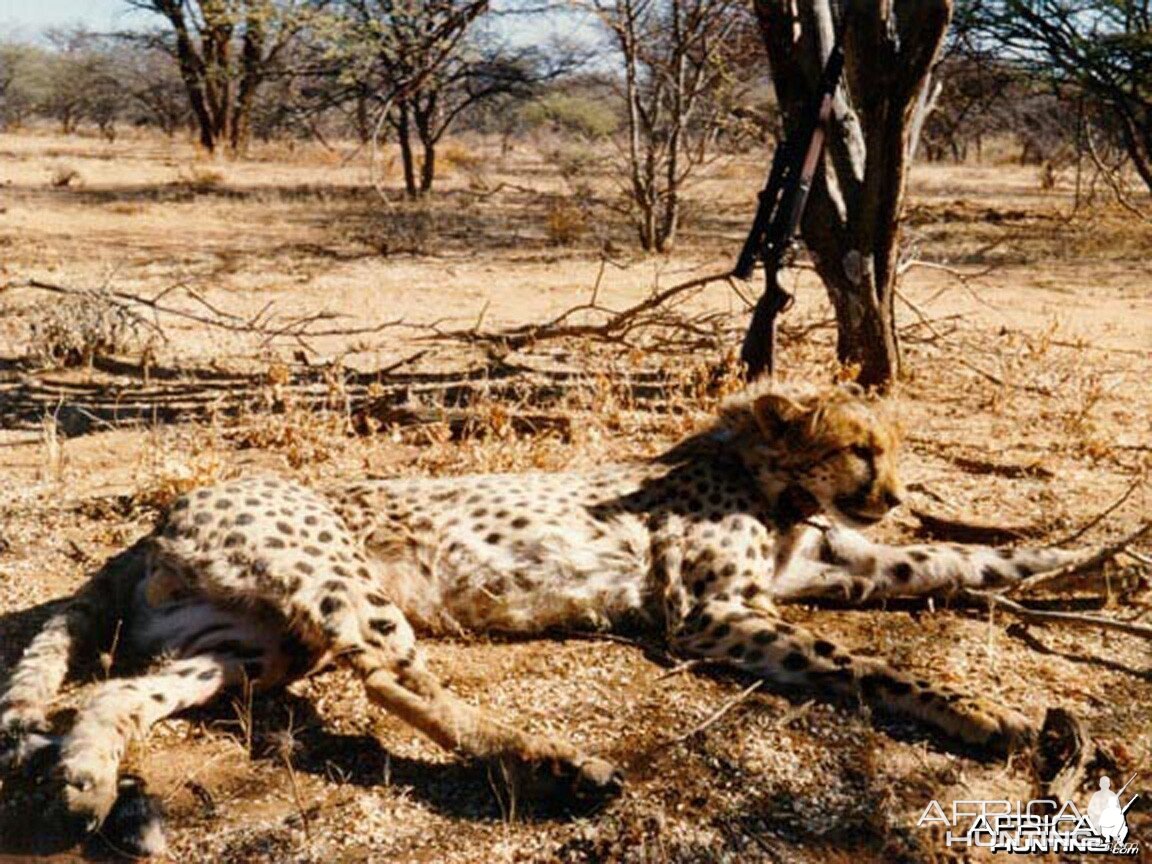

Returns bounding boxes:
[1087,775,1138,846]
[917,773,1141,855]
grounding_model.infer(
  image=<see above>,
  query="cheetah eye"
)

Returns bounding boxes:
[849,444,873,460]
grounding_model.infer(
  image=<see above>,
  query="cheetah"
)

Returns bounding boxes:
[0,382,1091,853]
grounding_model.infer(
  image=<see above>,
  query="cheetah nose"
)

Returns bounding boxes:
[882,489,903,509]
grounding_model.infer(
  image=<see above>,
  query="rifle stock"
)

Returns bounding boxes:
[739,271,791,377]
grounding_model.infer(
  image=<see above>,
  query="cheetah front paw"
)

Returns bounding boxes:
[0,734,117,852]
[564,755,625,801]
[0,706,55,772]
[791,568,876,603]
[44,752,121,838]
[55,764,118,838]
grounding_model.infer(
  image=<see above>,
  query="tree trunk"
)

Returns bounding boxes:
[1115,104,1152,193]
[396,102,419,198]
[657,190,679,253]
[201,18,234,153]
[158,2,218,152]
[751,0,950,388]
[637,187,657,251]
[231,10,265,155]
[415,97,437,194]
[355,90,371,145]
[420,140,436,194]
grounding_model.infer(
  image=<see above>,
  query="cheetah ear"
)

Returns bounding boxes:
[751,393,810,439]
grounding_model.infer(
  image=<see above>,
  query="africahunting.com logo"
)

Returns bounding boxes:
[917,774,1141,855]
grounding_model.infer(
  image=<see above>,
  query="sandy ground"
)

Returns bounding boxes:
[0,129,1150,863]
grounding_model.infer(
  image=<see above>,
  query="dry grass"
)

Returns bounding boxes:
[0,129,1149,863]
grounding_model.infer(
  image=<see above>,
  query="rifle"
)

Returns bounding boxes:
[734,17,848,380]
[1118,773,1140,812]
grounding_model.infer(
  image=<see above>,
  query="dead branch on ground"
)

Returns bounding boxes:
[910,506,1040,544]
[662,680,762,746]
[1053,473,1147,546]
[6,279,412,352]
[947,454,1055,480]
[900,258,1004,310]
[962,588,1152,640]
[897,303,1054,395]
[427,268,740,350]
[1034,708,1095,805]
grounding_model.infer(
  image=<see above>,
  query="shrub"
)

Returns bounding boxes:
[27,289,148,368]
[49,164,81,188]
[522,94,619,140]
[545,198,587,246]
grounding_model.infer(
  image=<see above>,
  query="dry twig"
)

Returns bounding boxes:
[275,708,312,842]
[429,269,737,350]
[1052,474,1147,546]
[910,506,1038,544]
[8,279,410,351]
[772,698,815,730]
[962,589,1152,640]
[656,659,709,681]
[663,680,762,746]
[1006,521,1152,597]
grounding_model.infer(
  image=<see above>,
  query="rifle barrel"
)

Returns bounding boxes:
[732,9,849,377]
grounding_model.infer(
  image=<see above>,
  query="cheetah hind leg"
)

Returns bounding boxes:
[674,598,1033,756]
[3,654,234,856]
[287,579,624,810]
[0,544,144,771]
[357,656,623,809]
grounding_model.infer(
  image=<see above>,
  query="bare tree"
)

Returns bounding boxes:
[325,0,560,197]
[121,41,194,136]
[752,0,951,387]
[594,0,755,251]
[33,29,125,140]
[920,55,1012,162]
[964,0,1152,193]
[920,13,1083,169]
[128,0,312,154]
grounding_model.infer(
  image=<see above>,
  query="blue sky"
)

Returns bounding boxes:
[0,0,595,48]
[0,0,147,37]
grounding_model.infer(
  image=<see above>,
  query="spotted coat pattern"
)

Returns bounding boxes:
[0,382,1085,849]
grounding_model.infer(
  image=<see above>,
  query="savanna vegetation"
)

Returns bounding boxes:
[0,1,1149,861]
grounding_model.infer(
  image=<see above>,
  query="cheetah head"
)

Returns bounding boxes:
[724,383,905,527]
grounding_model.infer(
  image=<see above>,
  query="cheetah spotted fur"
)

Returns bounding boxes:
[0,382,1089,852]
